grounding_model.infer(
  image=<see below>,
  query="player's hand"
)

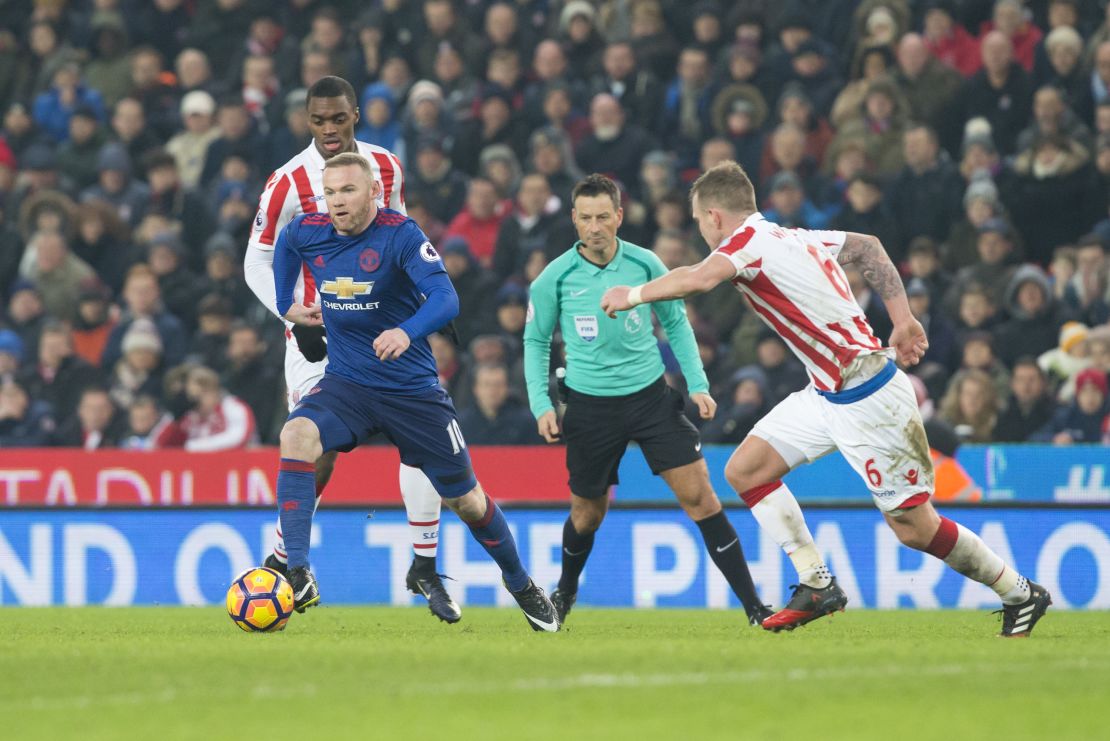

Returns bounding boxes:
[284,302,323,327]
[374,328,411,361]
[690,392,717,420]
[601,286,633,318]
[537,410,561,443]
[888,319,929,367]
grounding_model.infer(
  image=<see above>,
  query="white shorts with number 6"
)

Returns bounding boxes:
[750,367,935,513]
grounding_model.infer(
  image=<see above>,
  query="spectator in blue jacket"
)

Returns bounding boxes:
[357,82,403,160]
[32,62,105,143]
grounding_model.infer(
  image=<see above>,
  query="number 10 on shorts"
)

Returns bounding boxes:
[446,419,467,455]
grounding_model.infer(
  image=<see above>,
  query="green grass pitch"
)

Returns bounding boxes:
[1,607,1107,741]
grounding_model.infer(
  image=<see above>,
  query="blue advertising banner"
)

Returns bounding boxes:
[615,444,1110,504]
[1,508,1107,610]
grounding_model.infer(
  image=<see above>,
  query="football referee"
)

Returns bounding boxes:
[523,174,768,625]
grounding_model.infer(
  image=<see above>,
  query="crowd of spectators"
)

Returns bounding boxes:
[1,0,1109,450]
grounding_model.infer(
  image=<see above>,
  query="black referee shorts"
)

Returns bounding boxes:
[562,376,703,499]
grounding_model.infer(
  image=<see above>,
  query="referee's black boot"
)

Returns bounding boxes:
[551,588,576,624]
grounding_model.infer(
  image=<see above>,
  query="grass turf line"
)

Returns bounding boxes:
[1,607,1107,741]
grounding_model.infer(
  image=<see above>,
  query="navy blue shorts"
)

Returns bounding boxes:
[288,374,476,498]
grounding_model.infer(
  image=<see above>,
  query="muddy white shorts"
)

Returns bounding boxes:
[750,359,935,513]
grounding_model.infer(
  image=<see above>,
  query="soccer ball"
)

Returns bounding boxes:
[226,567,295,632]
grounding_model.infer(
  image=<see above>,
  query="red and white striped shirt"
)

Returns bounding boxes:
[245,141,406,319]
[177,395,257,452]
[713,213,890,392]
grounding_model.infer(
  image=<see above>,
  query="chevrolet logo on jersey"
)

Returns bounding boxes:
[321,277,373,299]
[321,277,380,311]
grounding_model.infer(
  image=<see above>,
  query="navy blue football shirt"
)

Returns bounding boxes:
[274,208,458,392]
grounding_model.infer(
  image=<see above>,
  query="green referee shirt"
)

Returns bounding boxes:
[523,238,709,418]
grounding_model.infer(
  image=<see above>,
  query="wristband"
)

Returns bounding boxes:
[627,285,644,307]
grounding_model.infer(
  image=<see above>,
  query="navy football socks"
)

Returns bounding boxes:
[277,458,317,569]
[466,495,530,592]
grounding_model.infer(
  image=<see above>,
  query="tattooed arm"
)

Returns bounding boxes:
[837,232,928,366]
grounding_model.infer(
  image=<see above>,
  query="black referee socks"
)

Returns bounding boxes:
[696,510,763,618]
[557,517,595,594]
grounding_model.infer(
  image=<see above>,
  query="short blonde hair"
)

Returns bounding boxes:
[323,152,374,178]
[689,160,757,214]
[187,365,220,393]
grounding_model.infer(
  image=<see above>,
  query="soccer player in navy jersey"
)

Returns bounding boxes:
[273,152,559,631]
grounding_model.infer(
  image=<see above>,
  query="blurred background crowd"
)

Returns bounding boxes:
[0,0,1109,452]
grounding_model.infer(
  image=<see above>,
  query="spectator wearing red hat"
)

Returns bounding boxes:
[1034,367,1110,444]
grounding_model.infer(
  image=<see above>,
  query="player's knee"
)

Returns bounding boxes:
[680,488,721,520]
[570,507,604,534]
[445,486,484,521]
[888,518,932,551]
[724,456,755,494]
[570,496,606,533]
[280,418,322,461]
[896,528,932,551]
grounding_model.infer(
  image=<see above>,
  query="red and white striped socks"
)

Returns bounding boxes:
[399,464,440,558]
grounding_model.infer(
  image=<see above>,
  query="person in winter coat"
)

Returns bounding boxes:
[1033,367,1110,444]
[993,264,1074,367]
[993,358,1057,442]
[700,365,774,445]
